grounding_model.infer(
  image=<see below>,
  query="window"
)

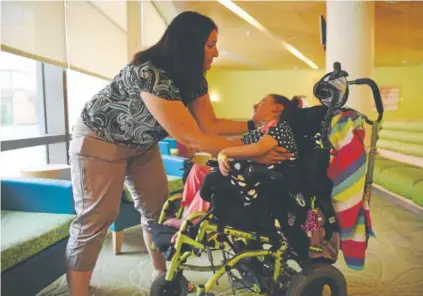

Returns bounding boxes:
[66,69,109,130]
[0,52,48,177]
[0,51,69,176]
[0,52,110,176]
[0,51,44,141]
[0,95,13,125]
[0,146,47,177]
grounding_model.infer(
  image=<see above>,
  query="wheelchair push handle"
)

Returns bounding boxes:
[330,62,349,80]
[349,78,384,123]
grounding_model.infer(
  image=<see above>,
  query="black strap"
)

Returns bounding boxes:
[247,120,255,131]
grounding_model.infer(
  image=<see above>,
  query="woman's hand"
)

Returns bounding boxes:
[253,146,294,164]
[217,152,231,176]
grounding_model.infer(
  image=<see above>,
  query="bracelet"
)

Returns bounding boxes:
[247,120,256,131]
[217,152,227,161]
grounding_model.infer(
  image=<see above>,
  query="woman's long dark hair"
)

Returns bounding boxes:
[131,11,217,98]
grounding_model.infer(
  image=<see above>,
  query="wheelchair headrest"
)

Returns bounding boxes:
[313,62,349,110]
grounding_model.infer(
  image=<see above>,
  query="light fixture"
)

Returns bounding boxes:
[210,92,220,102]
[217,0,319,69]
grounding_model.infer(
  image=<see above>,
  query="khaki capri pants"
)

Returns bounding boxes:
[66,120,169,271]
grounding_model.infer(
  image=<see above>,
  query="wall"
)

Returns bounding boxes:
[372,66,423,121]
[208,65,423,122]
[207,69,324,119]
[141,1,167,48]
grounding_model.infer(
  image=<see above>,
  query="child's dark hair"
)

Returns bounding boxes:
[268,94,302,133]
[292,96,302,107]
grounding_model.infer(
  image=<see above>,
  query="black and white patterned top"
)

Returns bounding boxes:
[80,61,208,148]
[229,120,299,206]
[241,120,298,157]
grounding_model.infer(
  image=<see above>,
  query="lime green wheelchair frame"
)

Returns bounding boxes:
[154,193,289,295]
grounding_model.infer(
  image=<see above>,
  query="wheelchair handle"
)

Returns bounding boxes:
[348,78,384,123]
[329,62,349,80]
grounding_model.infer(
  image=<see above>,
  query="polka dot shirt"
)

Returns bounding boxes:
[229,120,299,206]
[241,120,298,158]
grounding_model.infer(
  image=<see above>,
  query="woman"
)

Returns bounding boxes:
[66,11,291,295]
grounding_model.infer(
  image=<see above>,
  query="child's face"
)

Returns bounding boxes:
[253,96,283,121]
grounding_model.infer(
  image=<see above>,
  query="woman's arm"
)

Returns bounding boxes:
[188,94,254,136]
[141,92,292,163]
[220,135,278,159]
[142,91,236,157]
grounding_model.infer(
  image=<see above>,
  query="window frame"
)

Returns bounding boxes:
[0,55,71,165]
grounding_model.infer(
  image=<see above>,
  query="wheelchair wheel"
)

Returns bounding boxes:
[285,263,347,296]
[150,273,188,296]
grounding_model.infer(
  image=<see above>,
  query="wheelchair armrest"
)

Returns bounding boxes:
[168,193,183,202]
[158,194,184,224]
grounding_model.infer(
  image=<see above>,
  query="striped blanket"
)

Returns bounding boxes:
[327,109,375,270]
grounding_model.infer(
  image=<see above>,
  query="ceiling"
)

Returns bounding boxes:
[156,0,423,70]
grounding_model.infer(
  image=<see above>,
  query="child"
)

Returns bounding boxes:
[216,118,301,206]
[205,94,305,208]
[165,94,304,227]
[199,94,312,257]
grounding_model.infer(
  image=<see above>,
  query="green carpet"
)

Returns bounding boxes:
[38,193,423,296]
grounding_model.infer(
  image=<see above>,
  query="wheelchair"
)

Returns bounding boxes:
[149,62,384,296]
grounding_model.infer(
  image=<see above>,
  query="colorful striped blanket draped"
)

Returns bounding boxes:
[327,109,375,270]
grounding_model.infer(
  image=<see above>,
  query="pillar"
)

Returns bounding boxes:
[326,1,375,115]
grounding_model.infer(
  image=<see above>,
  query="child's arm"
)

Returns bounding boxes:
[219,135,278,159]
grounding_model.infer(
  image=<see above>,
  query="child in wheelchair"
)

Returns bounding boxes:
[162,93,303,229]
[150,63,381,295]
[150,97,342,295]
[151,94,341,294]
[199,98,340,261]
[199,94,315,256]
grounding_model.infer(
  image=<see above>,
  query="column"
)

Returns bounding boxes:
[326,1,375,115]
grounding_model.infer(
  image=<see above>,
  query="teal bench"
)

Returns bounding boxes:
[374,121,423,209]
[1,178,76,296]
